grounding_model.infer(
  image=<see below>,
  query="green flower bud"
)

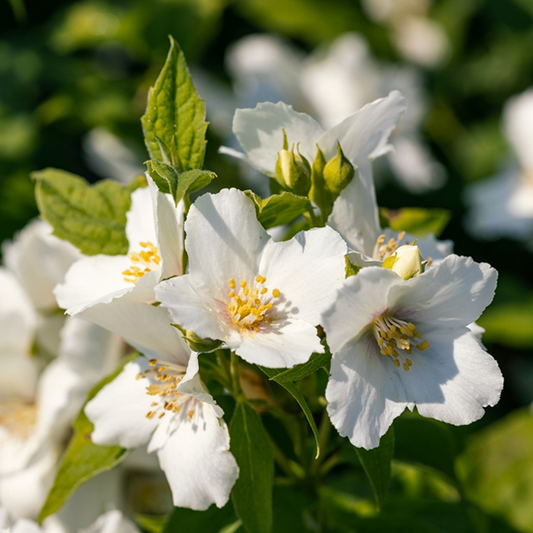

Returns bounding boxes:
[274,129,311,196]
[309,146,333,214]
[172,324,223,353]
[383,244,425,280]
[323,142,356,196]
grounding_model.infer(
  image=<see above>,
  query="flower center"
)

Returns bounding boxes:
[0,400,37,439]
[373,232,406,260]
[138,359,193,420]
[227,275,281,333]
[372,315,430,371]
[122,241,161,284]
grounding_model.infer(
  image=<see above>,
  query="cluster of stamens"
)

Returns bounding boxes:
[138,359,193,420]
[373,232,406,260]
[0,401,37,438]
[123,241,161,283]
[227,275,281,333]
[372,315,430,371]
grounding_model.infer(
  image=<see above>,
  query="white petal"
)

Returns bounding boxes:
[388,255,498,328]
[85,360,159,449]
[233,318,324,368]
[155,401,239,510]
[400,329,503,425]
[326,335,408,449]
[184,189,268,301]
[78,510,140,533]
[148,175,184,280]
[0,352,38,402]
[316,90,407,165]
[328,173,381,256]
[322,267,402,353]
[177,353,221,411]
[2,219,81,311]
[125,186,157,251]
[233,102,324,175]
[258,226,347,325]
[12,519,43,533]
[54,255,133,315]
[503,89,533,172]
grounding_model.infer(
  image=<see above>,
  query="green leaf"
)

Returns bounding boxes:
[244,190,311,229]
[161,502,237,533]
[38,356,136,522]
[260,367,321,458]
[345,255,361,278]
[141,36,207,171]
[355,426,394,510]
[229,401,274,533]
[263,341,331,384]
[174,169,217,204]
[394,414,458,481]
[147,159,179,199]
[381,208,451,238]
[457,409,533,533]
[33,168,134,256]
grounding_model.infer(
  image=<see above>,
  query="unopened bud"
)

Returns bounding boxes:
[383,244,424,280]
[173,325,222,353]
[309,146,332,213]
[323,142,356,196]
[275,129,311,196]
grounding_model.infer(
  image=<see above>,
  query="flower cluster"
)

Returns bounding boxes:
[0,41,503,533]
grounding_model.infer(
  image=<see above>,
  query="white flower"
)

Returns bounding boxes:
[54,179,184,355]
[225,33,444,192]
[465,88,533,242]
[84,328,239,510]
[327,170,452,268]
[155,188,347,369]
[322,255,503,449]
[228,90,406,195]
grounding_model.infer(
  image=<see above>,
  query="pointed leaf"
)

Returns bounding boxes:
[141,37,207,171]
[38,356,137,522]
[33,168,135,256]
[355,426,394,510]
[244,190,311,229]
[260,367,321,458]
[229,401,273,533]
[175,169,217,204]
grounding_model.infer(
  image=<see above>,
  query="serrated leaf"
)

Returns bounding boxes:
[355,426,394,510]
[381,207,451,237]
[229,401,273,533]
[38,356,136,522]
[141,36,207,171]
[260,367,320,458]
[33,168,133,256]
[147,160,179,199]
[244,190,311,229]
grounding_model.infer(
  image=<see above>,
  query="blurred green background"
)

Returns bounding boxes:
[2,0,533,530]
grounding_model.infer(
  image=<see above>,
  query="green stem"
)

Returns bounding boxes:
[230,351,242,399]
[216,350,232,388]
[306,206,320,228]
[269,435,304,482]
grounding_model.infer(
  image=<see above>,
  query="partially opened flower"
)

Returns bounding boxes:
[84,304,239,511]
[322,255,503,449]
[155,188,347,369]
[327,170,452,268]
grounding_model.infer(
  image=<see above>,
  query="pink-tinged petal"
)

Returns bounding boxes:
[317,91,407,164]
[148,176,184,280]
[54,255,133,315]
[154,401,239,510]
[322,267,402,354]
[258,226,347,325]
[233,102,324,175]
[125,186,157,251]
[388,255,498,328]
[328,174,381,256]
[326,334,409,450]
[404,329,503,425]
[85,360,159,449]
[156,276,236,345]
[232,318,324,368]
[184,189,268,301]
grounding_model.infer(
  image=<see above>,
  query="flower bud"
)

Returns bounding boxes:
[323,142,356,196]
[173,324,223,353]
[309,146,333,213]
[274,129,311,196]
[383,244,424,280]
